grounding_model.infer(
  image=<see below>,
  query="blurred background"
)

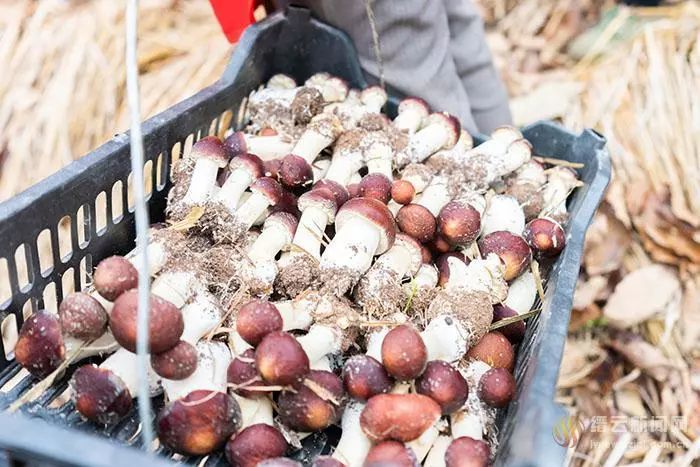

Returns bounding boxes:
[0,0,698,464]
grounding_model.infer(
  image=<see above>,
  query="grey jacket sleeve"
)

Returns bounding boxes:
[290,0,510,134]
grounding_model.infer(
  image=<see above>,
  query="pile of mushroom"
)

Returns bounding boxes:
[14,72,581,466]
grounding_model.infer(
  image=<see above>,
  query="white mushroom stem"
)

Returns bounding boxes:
[325,154,362,186]
[243,134,293,161]
[320,217,381,275]
[151,271,204,308]
[100,348,161,398]
[424,435,451,467]
[280,204,328,264]
[234,393,274,428]
[413,264,439,288]
[371,242,416,280]
[364,136,394,179]
[504,270,537,315]
[444,255,508,304]
[420,316,468,363]
[247,221,292,264]
[291,118,338,164]
[416,176,453,216]
[332,401,372,467]
[451,360,494,440]
[297,325,341,368]
[406,122,453,164]
[394,108,425,134]
[460,136,531,189]
[215,168,256,212]
[234,191,275,230]
[365,328,389,361]
[481,195,526,236]
[541,167,579,219]
[64,331,119,361]
[179,291,222,344]
[269,300,314,331]
[408,422,442,463]
[312,157,331,182]
[162,340,231,401]
[182,158,220,206]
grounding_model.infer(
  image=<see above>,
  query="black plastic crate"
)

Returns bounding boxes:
[0,7,610,467]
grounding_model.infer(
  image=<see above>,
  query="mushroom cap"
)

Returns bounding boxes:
[223,131,247,156]
[420,244,433,264]
[365,441,418,467]
[391,179,415,205]
[394,233,424,277]
[151,340,198,380]
[71,364,132,424]
[478,231,532,281]
[59,292,108,339]
[312,179,349,208]
[308,112,344,140]
[360,393,441,442]
[305,72,331,86]
[478,367,516,408]
[229,153,264,179]
[425,112,461,149]
[467,331,515,371]
[250,177,284,205]
[279,154,313,188]
[311,457,346,467]
[255,331,310,386]
[396,203,436,243]
[507,137,533,159]
[291,87,324,125]
[270,189,300,217]
[278,370,343,432]
[342,354,394,401]
[492,304,526,344]
[398,97,430,118]
[335,197,397,255]
[225,423,288,467]
[263,158,282,179]
[361,85,388,108]
[109,289,184,353]
[157,390,241,456]
[381,324,427,381]
[491,125,523,145]
[358,173,392,204]
[426,234,452,256]
[15,311,65,377]
[524,217,566,256]
[267,73,296,89]
[438,201,481,246]
[191,136,229,168]
[93,255,138,302]
[264,211,299,244]
[298,188,338,223]
[416,360,469,414]
[227,348,266,398]
[445,436,491,467]
[236,299,284,347]
[346,183,360,199]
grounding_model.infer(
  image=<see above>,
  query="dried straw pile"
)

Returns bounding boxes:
[0,0,230,201]
[481,0,700,464]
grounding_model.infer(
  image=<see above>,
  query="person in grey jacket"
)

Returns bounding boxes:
[279,0,512,134]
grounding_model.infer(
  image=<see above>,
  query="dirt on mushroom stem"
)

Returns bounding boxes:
[273,253,322,299]
[355,267,408,320]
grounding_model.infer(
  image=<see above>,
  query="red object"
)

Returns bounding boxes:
[209,0,261,43]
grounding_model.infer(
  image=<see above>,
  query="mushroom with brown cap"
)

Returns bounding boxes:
[416,360,469,415]
[437,200,481,247]
[239,212,298,296]
[391,179,415,205]
[393,97,430,134]
[360,86,388,113]
[478,231,532,281]
[59,291,108,340]
[445,436,491,467]
[277,369,344,432]
[319,197,397,297]
[92,255,138,302]
[225,131,294,161]
[491,304,526,344]
[397,175,453,243]
[255,331,310,386]
[478,367,516,408]
[15,311,65,378]
[109,289,184,353]
[388,163,434,215]
[219,176,284,243]
[212,153,264,213]
[365,441,418,467]
[505,159,547,220]
[524,217,566,257]
[275,188,338,298]
[395,113,460,167]
[355,234,423,317]
[342,354,394,401]
[225,423,288,467]
[305,73,349,103]
[357,173,392,204]
[360,393,441,443]
[157,389,241,456]
[178,137,229,209]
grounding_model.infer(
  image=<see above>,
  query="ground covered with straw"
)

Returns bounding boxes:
[0,0,698,465]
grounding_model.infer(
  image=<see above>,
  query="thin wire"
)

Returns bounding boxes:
[125,0,154,450]
[364,0,385,89]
